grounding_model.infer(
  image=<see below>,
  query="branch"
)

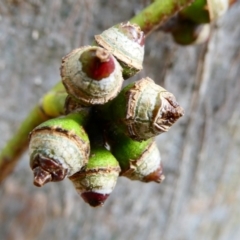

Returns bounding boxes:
[130,0,193,35]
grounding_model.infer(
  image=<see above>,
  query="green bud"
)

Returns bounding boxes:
[108,126,164,183]
[171,20,210,45]
[100,77,184,141]
[180,0,210,24]
[29,112,90,187]
[40,82,67,117]
[180,0,230,23]
[69,146,120,207]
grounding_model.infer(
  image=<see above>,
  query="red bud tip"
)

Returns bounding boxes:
[119,22,145,46]
[80,48,115,81]
[81,192,110,207]
[33,167,52,187]
[143,165,165,183]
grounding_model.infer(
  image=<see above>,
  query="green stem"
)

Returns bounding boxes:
[0,82,67,183]
[130,0,193,35]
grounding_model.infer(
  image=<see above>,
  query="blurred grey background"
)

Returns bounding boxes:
[0,0,240,239]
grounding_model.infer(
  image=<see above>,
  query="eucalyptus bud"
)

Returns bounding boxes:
[108,126,164,183]
[171,20,210,45]
[69,146,120,207]
[40,82,68,117]
[95,22,145,79]
[180,0,230,23]
[61,46,123,106]
[29,112,90,187]
[179,0,210,23]
[100,77,184,141]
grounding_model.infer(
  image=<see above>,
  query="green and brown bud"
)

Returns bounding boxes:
[179,0,230,24]
[171,20,210,45]
[69,146,120,207]
[95,22,145,79]
[179,0,210,24]
[61,46,123,106]
[108,127,164,183]
[40,82,68,117]
[29,112,90,187]
[102,77,184,141]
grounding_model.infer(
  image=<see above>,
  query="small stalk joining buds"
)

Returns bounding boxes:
[61,46,123,106]
[29,112,90,187]
[95,22,145,79]
[69,146,120,207]
[108,126,164,183]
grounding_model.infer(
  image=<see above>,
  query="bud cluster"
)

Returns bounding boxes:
[28,22,184,207]
[161,0,234,45]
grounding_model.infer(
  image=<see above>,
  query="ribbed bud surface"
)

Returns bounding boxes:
[61,46,123,105]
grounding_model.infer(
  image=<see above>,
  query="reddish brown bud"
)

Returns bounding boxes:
[80,48,115,81]
[31,153,68,186]
[33,166,52,187]
[81,192,109,207]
